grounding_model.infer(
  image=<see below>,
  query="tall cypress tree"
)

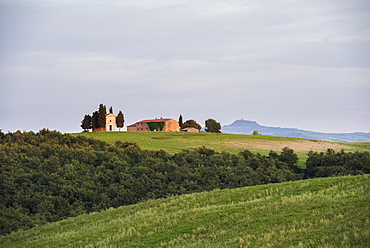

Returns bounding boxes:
[98,104,106,128]
[179,115,183,129]
[109,106,113,114]
[116,111,125,131]
[91,111,100,129]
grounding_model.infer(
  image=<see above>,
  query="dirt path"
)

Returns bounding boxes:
[223,140,353,153]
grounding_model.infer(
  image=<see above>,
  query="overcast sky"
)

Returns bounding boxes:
[1,0,369,133]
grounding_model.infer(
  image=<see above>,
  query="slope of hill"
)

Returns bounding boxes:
[73,131,366,155]
[2,130,369,237]
[1,175,369,247]
[222,120,370,142]
[73,131,370,167]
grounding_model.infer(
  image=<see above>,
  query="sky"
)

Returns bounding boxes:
[1,0,369,134]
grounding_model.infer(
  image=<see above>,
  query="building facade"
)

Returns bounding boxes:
[106,113,117,132]
[181,127,200,133]
[127,118,179,132]
[92,113,117,132]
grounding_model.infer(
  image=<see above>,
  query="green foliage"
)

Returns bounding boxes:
[0,130,303,236]
[1,130,369,237]
[253,130,261,135]
[205,118,221,133]
[306,149,370,178]
[116,111,124,131]
[74,131,369,168]
[147,122,165,131]
[80,114,92,131]
[91,111,99,129]
[97,104,106,128]
[1,175,369,247]
[84,104,124,131]
[279,147,300,171]
[183,119,201,130]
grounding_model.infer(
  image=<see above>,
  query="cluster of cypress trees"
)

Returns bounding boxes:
[81,104,124,132]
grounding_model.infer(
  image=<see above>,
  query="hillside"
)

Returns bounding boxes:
[222,120,370,142]
[73,131,368,154]
[2,129,369,237]
[1,175,369,247]
[73,131,370,166]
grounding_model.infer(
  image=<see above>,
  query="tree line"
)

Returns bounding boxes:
[1,130,369,236]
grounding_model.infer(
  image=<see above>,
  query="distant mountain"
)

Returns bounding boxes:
[222,120,370,143]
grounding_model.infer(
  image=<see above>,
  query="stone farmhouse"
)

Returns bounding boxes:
[181,127,200,133]
[127,118,179,132]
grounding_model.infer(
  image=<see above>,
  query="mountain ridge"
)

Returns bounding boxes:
[222,120,370,143]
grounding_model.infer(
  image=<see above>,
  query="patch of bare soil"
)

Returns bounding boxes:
[223,140,353,152]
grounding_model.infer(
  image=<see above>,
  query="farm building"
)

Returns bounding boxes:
[127,118,179,132]
[181,127,200,133]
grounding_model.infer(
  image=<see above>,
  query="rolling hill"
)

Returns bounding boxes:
[1,175,369,247]
[72,131,370,167]
[222,120,370,142]
[73,131,368,154]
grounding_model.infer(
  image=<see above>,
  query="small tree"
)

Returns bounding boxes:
[278,147,299,168]
[183,119,201,130]
[179,115,183,129]
[253,130,261,135]
[116,111,125,131]
[205,118,221,133]
[80,114,92,132]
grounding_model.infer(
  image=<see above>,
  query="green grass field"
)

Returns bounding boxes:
[71,131,370,167]
[1,175,369,247]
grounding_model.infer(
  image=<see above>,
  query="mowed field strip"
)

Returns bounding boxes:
[222,139,353,152]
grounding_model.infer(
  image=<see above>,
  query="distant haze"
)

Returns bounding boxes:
[222,120,370,142]
[1,0,369,133]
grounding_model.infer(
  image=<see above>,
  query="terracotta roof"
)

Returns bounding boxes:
[127,124,136,127]
[136,118,173,123]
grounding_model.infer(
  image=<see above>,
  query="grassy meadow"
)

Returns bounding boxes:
[1,175,369,247]
[72,131,369,167]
